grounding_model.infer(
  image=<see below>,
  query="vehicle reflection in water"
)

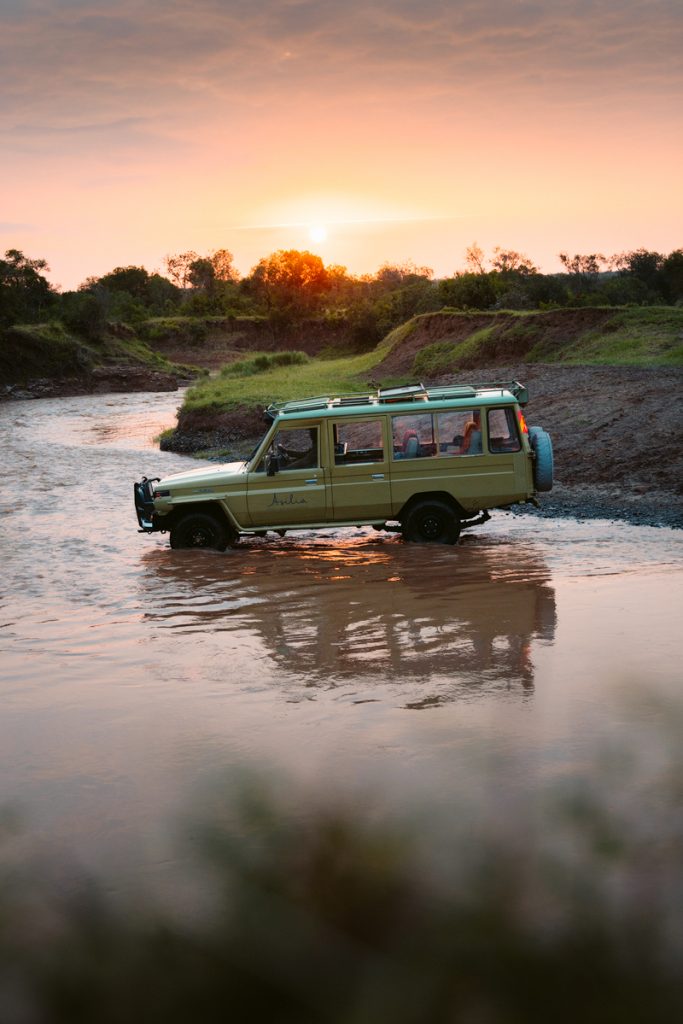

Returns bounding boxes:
[139,532,556,707]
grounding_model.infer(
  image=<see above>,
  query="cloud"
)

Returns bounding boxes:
[1,0,680,135]
[0,222,36,232]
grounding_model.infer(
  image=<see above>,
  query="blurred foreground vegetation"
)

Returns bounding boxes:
[2,711,683,1024]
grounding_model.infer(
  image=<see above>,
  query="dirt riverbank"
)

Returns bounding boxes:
[160,363,683,529]
[445,363,683,528]
[1,364,192,400]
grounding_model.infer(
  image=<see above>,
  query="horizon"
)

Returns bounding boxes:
[2,1,681,291]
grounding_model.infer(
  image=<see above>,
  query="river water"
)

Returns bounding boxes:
[1,390,681,898]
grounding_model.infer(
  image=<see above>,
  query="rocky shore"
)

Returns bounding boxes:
[1,364,193,401]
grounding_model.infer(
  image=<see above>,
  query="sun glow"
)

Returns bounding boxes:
[308,224,328,244]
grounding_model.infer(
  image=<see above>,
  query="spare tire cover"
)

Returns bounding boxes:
[528,426,553,492]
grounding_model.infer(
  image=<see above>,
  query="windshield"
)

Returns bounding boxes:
[246,425,275,470]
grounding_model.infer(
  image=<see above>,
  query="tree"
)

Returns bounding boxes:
[248,250,329,321]
[78,265,181,321]
[0,249,55,325]
[490,248,538,276]
[438,273,496,310]
[559,253,606,277]
[210,248,239,283]
[464,243,487,275]
[612,249,665,296]
[558,253,606,295]
[188,257,216,293]
[661,249,683,303]
[164,251,199,290]
[374,262,433,289]
[96,266,152,301]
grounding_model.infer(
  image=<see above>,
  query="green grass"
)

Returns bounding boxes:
[140,314,268,347]
[411,306,683,373]
[557,308,683,365]
[413,327,495,376]
[0,320,198,386]
[182,333,399,414]
[0,322,94,382]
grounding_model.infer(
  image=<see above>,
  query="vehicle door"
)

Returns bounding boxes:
[484,406,526,498]
[327,416,392,520]
[389,408,494,511]
[246,422,327,526]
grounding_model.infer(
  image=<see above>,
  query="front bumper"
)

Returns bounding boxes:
[133,477,160,532]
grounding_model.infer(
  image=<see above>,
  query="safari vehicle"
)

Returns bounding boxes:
[134,381,553,549]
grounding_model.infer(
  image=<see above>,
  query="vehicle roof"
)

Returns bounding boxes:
[267,380,528,422]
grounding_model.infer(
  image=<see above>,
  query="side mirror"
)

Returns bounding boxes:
[266,453,279,477]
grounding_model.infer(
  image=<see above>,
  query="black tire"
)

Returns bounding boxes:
[402,499,461,544]
[169,512,233,551]
[528,427,554,492]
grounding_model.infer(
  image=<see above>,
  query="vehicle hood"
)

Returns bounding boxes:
[158,461,247,489]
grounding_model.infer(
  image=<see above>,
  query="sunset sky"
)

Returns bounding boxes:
[1,0,681,290]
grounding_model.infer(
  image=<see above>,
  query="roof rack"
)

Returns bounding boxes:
[266,379,528,417]
[377,383,428,403]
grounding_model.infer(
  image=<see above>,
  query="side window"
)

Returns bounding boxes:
[487,408,521,453]
[333,419,384,464]
[392,414,436,459]
[270,426,319,471]
[435,409,482,456]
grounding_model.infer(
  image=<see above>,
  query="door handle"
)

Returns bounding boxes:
[304,478,318,484]
[371,473,385,480]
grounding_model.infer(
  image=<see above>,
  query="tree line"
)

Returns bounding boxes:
[1,243,682,349]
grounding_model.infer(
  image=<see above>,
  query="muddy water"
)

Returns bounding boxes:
[1,392,681,893]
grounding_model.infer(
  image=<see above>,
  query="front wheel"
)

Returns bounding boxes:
[401,500,461,544]
[169,512,234,551]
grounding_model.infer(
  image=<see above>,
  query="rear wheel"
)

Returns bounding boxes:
[402,500,461,544]
[169,512,233,551]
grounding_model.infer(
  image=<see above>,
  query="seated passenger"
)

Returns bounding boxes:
[402,430,420,458]
[459,413,482,455]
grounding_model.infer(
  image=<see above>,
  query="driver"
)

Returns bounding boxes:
[278,428,318,469]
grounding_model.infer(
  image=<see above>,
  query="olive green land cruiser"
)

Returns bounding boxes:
[134,381,553,549]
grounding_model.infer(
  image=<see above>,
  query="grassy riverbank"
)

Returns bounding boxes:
[0,320,198,394]
[178,307,683,422]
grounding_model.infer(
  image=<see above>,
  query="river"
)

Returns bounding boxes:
[0,390,681,900]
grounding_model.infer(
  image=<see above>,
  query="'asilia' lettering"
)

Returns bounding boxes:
[268,492,307,507]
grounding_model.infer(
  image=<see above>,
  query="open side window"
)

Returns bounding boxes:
[254,425,320,473]
[487,408,521,453]
[434,409,483,456]
[332,419,385,465]
[391,413,436,459]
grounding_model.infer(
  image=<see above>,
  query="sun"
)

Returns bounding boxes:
[308,224,328,244]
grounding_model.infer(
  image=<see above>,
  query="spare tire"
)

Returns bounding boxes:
[528,426,554,492]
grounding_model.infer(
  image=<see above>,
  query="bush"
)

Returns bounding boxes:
[220,351,310,377]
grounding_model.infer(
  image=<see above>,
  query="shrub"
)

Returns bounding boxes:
[220,351,310,377]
